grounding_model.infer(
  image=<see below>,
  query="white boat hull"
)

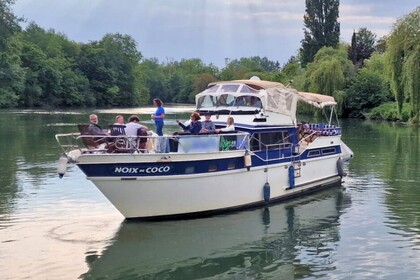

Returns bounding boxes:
[86,154,342,218]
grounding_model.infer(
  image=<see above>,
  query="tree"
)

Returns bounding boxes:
[375,36,388,54]
[300,0,340,66]
[0,0,22,50]
[349,31,357,64]
[345,69,389,117]
[348,27,376,67]
[0,0,24,107]
[303,46,355,115]
[387,7,420,124]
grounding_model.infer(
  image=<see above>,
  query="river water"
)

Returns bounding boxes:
[0,108,419,280]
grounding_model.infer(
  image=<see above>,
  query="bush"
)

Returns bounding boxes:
[369,102,411,122]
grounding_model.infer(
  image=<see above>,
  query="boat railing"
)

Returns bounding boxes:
[298,123,342,145]
[250,141,295,163]
[55,132,251,156]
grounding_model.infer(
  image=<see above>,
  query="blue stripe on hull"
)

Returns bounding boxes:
[77,146,341,177]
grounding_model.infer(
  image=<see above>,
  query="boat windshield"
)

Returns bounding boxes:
[197,94,263,109]
[196,83,262,109]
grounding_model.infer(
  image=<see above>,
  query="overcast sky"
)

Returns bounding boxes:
[12,0,418,67]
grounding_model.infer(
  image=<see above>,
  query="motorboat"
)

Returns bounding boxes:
[55,78,353,219]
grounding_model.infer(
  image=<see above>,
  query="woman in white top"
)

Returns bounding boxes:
[216,117,235,133]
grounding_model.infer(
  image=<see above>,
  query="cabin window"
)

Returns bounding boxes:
[205,85,219,93]
[250,131,292,151]
[208,164,217,172]
[185,166,195,174]
[216,94,235,107]
[220,84,239,93]
[322,147,336,155]
[308,150,321,157]
[240,85,258,94]
[227,162,236,170]
[250,134,260,151]
[197,95,216,108]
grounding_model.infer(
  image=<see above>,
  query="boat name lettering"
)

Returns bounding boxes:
[114,166,171,174]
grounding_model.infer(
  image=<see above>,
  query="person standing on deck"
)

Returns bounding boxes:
[152,98,165,136]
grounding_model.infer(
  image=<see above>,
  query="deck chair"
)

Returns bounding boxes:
[137,127,148,152]
[77,124,108,149]
[109,125,126,136]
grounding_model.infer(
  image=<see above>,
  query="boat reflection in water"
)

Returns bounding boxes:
[81,188,350,279]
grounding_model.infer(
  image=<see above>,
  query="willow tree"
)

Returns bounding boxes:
[387,7,420,124]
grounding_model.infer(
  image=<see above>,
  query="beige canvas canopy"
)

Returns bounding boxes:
[297,91,337,108]
[200,79,337,125]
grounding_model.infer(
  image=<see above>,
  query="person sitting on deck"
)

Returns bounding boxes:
[234,96,246,106]
[88,114,109,136]
[114,115,125,125]
[200,112,216,133]
[215,117,235,133]
[125,115,148,136]
[176,112,202,134]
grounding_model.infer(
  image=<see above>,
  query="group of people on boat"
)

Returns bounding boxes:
[176,112,235,135]
[84,96,236,153]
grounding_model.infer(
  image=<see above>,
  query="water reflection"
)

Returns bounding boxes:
[343,120,420,258]
[82,188,350,279]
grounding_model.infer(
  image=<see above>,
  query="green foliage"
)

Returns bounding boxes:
[300,0,340,65]
[375,36,388,54]
[0,0,416,127]
[387,7,420,124]
[345,69,389,117]
[304,46,354,95]
[220,56,279,81]
[0,35,24,108]
[0,0,22,50]
[348,28,377,67]
[369,102,411,122]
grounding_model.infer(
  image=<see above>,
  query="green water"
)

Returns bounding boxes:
[0,109,419,279]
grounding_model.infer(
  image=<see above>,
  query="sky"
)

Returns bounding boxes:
[12,0,419,67]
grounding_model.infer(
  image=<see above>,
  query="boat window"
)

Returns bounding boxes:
[250,132,291,151]
[216,94,235,107]
[197,95,216,108]
[240,85,258,94]
[250,134,260,151]
[208,164,217,172]
[322,147,336,155]
[227,162,235,170]
[308,150,321,157]
[205,85,219,93]
[220,84,239,93]
[185,166,195,174]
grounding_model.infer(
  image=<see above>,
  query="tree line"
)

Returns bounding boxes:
[0,0,418,124]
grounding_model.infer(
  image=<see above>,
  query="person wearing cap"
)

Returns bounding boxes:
[125,115,147,136]
[200,112,216,133]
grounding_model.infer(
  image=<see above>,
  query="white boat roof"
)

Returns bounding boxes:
[208,79,287,90]
[206,79,337,109]
[197,79,337,125]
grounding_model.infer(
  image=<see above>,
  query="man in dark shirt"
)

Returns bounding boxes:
[88,114,108,135]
